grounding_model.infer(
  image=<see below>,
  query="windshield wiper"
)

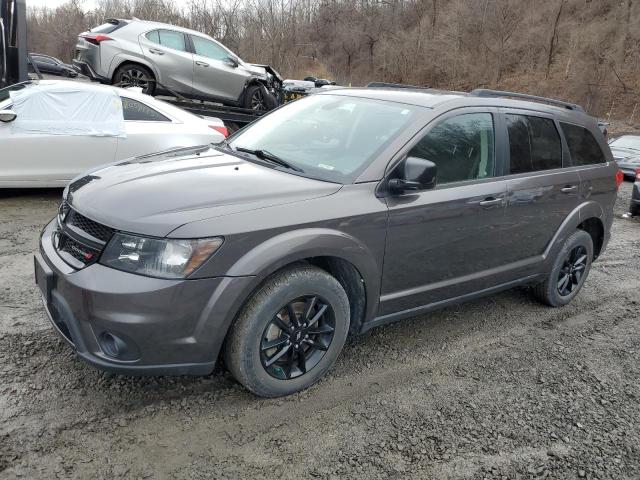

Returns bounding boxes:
[235,147,304,172]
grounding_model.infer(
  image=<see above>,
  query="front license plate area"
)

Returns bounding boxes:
[34,254,54,304]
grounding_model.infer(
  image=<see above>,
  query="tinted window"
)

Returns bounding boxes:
[147,30,187,52]
[409,113,495,184]
[506,114,562,174]
[560,123,606,166]
[121,98,170,122]
[192,36,228,60]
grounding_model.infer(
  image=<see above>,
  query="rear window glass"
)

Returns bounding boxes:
[90,22,122,34]
[506,114,562,174]
[121,98,170,122]
[560,122,606,166]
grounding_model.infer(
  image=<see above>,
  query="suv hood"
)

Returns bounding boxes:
[66,146,341,237]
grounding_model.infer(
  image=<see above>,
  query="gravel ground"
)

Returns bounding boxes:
[1,180,639,479]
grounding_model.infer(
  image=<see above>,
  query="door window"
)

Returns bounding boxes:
[146,29,187,52]
[560,123,606,165]
[191,36,229,61]
[506,114,562,174]
[121,98,170,122]
[409,113,495,184]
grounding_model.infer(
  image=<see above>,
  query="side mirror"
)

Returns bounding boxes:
[0,110,16,123]
[224,56,239,68]
[388,156,437,193]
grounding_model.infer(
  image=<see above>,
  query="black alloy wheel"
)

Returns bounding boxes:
[557,245,588,296]
[260,295,335,380]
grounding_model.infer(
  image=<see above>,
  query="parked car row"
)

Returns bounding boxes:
[0,80,226,187]
[31,85,623,397]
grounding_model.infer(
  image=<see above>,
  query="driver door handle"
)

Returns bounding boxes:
[196,61,210,67]
[561,185,578,193]
[149,48,165,55]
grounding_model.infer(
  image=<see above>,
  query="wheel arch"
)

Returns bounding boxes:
[544,201,605,264]
[109,56,159,85]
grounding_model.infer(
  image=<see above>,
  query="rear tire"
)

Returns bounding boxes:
[630,202,640,217]
[113,64,156,95]
[224,265,350,397]
[533,230,593,307]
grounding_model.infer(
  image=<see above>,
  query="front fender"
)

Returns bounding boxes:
[226,227,381,320]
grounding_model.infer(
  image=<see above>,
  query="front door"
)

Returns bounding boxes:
[380,109,512,316]
[190,35,250,102]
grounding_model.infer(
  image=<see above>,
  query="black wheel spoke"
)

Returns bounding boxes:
[308,303,328,327]
[305,339,328,351]
[286,303,298,325]
[303,296,318,322]
[308,324,334,335]
[297,348,307,374]
[264,344,291,367]
[261,336,288,352]
[272,314,290,333]
[286,346,296,378]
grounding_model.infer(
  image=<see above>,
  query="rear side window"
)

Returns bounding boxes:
[146,30,187,52]
[506,114,562,174]
[409,113,495,184]
[121,98,170,122]
[560,123,606,166]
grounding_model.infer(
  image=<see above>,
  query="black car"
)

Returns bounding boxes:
[630,169,640,216]
[35,87,620,397]
[28,54,78,77]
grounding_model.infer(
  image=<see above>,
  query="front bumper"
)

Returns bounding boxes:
[36,219,253,375]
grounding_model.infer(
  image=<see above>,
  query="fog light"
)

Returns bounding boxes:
[99,332,127,358]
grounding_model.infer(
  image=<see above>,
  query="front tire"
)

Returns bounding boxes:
[630,202,640,217]
[113,64,156,95]
[533,230,593,307]
[224,265,350,397]
[243,84,277,111]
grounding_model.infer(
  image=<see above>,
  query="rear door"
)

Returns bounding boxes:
[500,109,582,264]
[190,35,249,102]
[139,29,193,94]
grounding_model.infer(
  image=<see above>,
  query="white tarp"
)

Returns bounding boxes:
[9,82,126,137]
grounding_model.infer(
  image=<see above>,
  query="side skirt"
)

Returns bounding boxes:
[361,273,544,334]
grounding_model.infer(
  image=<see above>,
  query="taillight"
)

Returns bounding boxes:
[615,169,624,188]
[209,125,229,138]
[636,168,640,181]
[80,34,113,45]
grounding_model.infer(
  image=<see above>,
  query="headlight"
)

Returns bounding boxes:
[100,233,223,279]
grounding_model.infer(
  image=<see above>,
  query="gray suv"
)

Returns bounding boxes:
[35,88,621,397]
[73,19,282,110]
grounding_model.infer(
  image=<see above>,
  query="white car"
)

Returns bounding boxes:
[0,80,226,187]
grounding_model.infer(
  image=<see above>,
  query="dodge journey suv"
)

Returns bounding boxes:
[35,87,621,397]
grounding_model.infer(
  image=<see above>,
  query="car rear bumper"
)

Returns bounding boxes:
[72,59,109,83]
[36,218,254,376]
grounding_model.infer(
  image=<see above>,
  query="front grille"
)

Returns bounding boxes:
[59,234,101,265]
[67,210,114,243]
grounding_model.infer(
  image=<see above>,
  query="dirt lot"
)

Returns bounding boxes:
[0,180,639,479]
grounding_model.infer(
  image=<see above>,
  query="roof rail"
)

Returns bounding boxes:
[469,88,584,112]
[367,82,430,90]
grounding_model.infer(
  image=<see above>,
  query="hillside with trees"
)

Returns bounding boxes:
[27,0,640,120]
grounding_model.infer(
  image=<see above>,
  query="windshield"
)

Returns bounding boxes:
[610,135,640,151]
[228,94,420,183]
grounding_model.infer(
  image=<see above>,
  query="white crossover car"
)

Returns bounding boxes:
[0,80,226,187]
